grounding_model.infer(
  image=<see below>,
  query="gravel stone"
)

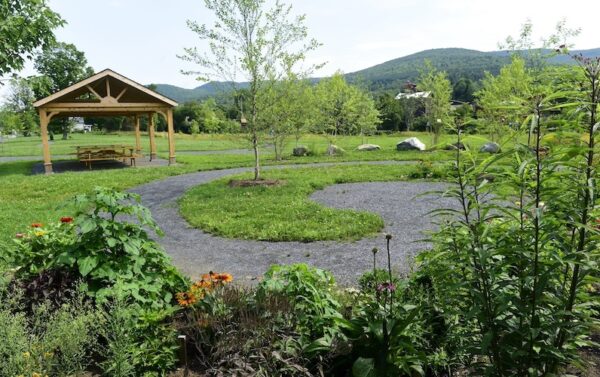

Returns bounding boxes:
[129,161,456,285]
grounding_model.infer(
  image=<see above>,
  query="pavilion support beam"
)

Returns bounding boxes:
[167,108,176,165]
[134,115,142,155]
[148,112,157,161]
[39,109,53,174]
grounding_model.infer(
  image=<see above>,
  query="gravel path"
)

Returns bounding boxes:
[130,161,456,285]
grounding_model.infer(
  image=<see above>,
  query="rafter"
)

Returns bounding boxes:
[116,87,128,101]
[86,85,102,100]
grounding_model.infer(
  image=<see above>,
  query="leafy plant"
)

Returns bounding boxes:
[258,263,342,344]
[418,52,600,375]
[7,187,188,309]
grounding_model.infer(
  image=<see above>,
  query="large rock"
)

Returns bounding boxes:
[480,142,501,154]
[357,144,381,151]
[444,142,466,151]
[396,137,426,151]
[326,144,345,156]
[292,146,309,157]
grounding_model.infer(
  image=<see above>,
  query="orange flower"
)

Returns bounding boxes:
[193,279,213,289]
[213,273,233,283]
[31,223,43,228]
[176,291,197,307]
[60,216,73,223]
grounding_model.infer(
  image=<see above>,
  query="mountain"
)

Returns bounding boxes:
[153,47,600,102]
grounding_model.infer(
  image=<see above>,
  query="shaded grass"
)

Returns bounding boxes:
[179,164,421,242]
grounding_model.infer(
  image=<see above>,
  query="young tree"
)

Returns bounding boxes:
[0,0,64,77]
[257,75,312,160]
[180,0,321,180]
[376,92,403,132]
[476,57,532,142]
[33,42,94,139]
[314,73,380,149]
[417,61,452,145]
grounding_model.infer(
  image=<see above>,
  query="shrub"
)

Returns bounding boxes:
[0,284,101,377]
[6,187,188,309]
[257,264,341,343]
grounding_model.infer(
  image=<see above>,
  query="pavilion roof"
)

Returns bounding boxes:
[33,69,178,115]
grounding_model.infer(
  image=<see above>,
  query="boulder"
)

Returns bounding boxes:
[444,142,466,151]
[292,146,309,157]
[357,144,381,151]
[326,144,345,156]
[396,137,426,151]
[480,142,501,154]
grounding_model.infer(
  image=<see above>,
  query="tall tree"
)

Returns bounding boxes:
[0,0,64,78]
[180,0,321,180]
[2,77,38,135]
[313,72,380,148]
[417,61,452,145]
[33,42,94,139]
[376,92,403,132]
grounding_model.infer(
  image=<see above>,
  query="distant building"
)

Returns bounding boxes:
[71,117,92,133]
[395,91,431,100]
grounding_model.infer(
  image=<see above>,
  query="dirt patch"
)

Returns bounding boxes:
[228,179,284,187]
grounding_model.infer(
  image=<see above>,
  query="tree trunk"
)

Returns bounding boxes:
[253,131,260,180]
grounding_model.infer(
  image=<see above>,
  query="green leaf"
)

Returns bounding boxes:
[352,357,376,377]
[78,255,99,276]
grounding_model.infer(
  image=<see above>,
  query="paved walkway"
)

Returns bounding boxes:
[130,161,456,285]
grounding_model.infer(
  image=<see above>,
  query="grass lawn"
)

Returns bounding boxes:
[0,131,501,157]
[179,164,424,242]
[0,132,245,157]
[0,131,504,249]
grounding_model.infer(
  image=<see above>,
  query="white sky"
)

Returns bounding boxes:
[8,0,600,89]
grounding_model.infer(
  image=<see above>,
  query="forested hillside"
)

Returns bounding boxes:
[154,47,600,102]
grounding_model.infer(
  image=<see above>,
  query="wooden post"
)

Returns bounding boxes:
[148,112,157,161]
[134,115,141,155]
[167,108,176,165]
[39,109,53,174]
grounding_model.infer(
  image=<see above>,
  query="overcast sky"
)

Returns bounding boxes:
[14,0,600,89]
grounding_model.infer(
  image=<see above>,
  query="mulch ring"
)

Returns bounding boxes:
[228,179,285,188]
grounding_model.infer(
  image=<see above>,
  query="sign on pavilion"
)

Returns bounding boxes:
[33,69,178,174]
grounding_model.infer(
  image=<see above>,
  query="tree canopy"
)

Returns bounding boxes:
[0,0,64,77]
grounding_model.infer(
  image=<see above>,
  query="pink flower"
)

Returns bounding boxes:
[15,233,24,239]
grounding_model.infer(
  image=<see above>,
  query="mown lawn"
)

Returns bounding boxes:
[179,164,426,242]
[0,131,504,249]
[0,131,500,157]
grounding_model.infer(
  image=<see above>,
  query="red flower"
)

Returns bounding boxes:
[31,223,43,228]
[15,233,24,239]
[60,217,73,223]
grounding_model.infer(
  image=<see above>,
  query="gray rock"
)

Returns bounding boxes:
[293,146,309,156]
[396,137,426,151]
[357,143,381,151]
[326,144,345,155]
[480,142,501,153]
[444,142,466,151]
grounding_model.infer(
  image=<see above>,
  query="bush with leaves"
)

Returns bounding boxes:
[6,187,188,309]
[0,284,101,377]
[417,53,600,376]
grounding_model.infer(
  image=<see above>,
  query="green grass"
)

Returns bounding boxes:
[0,131,502,158]
[0,132,245,157]
[179,164,422,242]
[0,131,501,249]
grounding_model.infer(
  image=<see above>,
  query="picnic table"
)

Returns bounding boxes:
[76,145,138,169]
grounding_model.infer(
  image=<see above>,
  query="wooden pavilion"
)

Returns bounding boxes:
[33,69,178,174]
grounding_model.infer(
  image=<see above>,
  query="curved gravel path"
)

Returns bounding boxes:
[130,161,455,285]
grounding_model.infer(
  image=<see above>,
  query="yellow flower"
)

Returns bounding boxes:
[32,373,42,377]
[44,351,53,359]
[34,231,46,237]
[22,351,30,359]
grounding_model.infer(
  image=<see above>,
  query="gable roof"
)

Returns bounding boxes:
[33,68,178,108]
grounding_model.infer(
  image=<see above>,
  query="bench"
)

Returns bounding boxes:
[76,145,138,169]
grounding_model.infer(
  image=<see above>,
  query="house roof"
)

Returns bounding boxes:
[33,68,178,108]
[395,91,431,100]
